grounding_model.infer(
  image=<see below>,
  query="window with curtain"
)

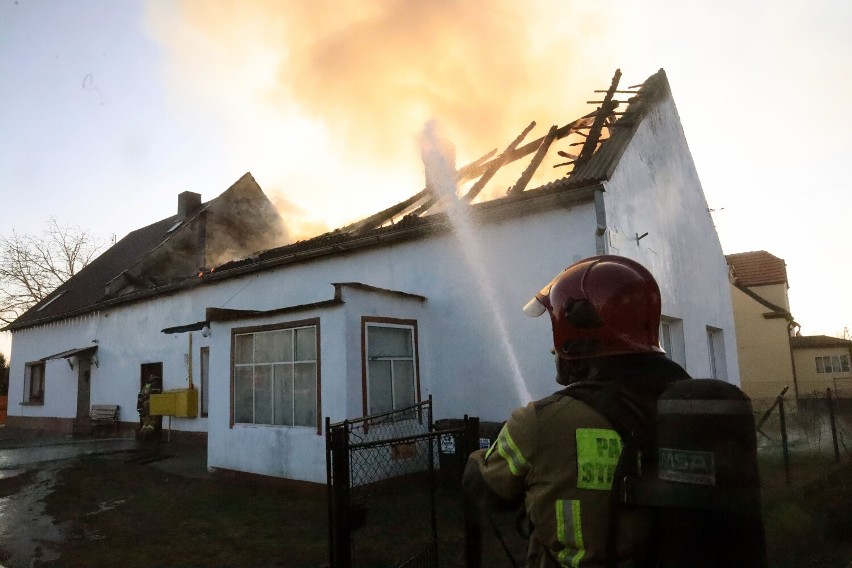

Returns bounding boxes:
[365,322,418,415]
[232,323,318,428]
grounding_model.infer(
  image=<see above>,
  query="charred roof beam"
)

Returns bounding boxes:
[571,69,622,171]
[461,121,537,203]
[342,148,500,235]
[508,124,559,195]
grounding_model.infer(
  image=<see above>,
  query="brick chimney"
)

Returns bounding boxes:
[177,191,202,220]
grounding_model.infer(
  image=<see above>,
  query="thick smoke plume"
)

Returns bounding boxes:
[145,1,619,231]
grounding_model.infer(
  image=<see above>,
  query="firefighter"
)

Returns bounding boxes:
[464,255,691,567]
[138,380,159,441]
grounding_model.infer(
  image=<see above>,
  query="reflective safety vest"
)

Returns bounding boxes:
[469,393,654,568]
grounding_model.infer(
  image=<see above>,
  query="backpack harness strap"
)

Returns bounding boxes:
[559,381,657,568]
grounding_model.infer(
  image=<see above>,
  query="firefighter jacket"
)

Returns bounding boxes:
[465,356,690,568]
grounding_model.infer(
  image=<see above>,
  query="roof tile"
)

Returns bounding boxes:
[726,251,788,287]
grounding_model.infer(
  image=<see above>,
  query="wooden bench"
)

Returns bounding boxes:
[90,404,120,436]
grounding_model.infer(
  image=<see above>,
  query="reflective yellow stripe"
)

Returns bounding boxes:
[494,425,530,477]
[575,428,622,490]
[555,499,586,567]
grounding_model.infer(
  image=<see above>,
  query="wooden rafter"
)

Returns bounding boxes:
[460,121,537,203]
[341,69,636,235]
[507,124,559,195]
[572,69,622,169]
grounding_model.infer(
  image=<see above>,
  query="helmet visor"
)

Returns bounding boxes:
[522,269,564,317]
[522,296,547,317]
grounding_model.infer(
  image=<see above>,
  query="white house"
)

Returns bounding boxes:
[4,69,739,484]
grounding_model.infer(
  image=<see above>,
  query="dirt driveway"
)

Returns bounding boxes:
[2,430,852,568]
[0,436,329,568]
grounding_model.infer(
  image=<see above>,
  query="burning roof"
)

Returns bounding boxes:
[330,69,668,236]
[5,68,671,332]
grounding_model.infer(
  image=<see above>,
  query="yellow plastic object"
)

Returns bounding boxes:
[149,388,198,418]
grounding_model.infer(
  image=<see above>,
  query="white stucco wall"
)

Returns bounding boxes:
[8,315,101,419]
[599,90,740,384]
[7,285,224,428]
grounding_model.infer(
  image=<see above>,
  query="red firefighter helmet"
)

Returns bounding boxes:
[523,255,664,359]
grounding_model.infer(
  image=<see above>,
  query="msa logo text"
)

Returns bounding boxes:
[658,448,716,485]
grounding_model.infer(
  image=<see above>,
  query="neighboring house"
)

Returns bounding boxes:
[6,173,288,434]
[726,251,798,401]
[790,335,852,402]
[5,69,739,484]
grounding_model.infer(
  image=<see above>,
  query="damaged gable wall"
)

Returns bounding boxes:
[110,174,288,295]
[598,83,739,382]
[203,174,289,268]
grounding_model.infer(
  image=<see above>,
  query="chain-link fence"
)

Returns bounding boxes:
[326,398,481,568]
[752,387,851,489]
[744,378,852,402]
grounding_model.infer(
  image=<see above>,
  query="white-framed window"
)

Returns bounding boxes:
[363,319,419,416]
[660,316,686,366]
[232,319,319,431]
[24,361,45,404]
[815,355,850,374]
[706,326,727,380]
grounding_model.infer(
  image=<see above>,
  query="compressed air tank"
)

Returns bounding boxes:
[654,378,767,568]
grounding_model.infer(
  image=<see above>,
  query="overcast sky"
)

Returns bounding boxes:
[2,0,851,358]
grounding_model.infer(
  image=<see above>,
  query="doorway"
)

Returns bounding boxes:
[140,362,163,393]
[140,362,163,432]
[75,359,91,421]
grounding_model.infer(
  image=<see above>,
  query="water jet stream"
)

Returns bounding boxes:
[419,121,533,406]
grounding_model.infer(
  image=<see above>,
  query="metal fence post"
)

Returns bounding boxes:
[778,395,790,485]
[463,415,481,568]
[326,417,335,568]
[826,388,840,464]
[330,422,352,568]
[427,398,439,565]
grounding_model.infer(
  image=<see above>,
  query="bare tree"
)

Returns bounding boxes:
[0,218,106,325]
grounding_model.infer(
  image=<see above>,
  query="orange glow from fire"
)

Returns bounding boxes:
[144,1,620,241]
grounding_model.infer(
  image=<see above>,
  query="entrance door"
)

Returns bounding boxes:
[76,359,91,420]
[140,362,163,432]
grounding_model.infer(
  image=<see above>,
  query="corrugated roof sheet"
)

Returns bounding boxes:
[567,69,670,188]
[726,251,788,287]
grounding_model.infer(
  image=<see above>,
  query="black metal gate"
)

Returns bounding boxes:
[326,397,480,568]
